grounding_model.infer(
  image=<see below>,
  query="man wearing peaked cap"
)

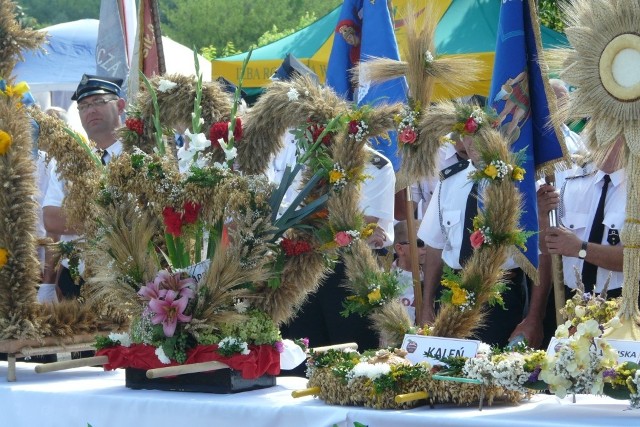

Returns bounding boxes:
[71,74,124,102]
[42,74,126,301]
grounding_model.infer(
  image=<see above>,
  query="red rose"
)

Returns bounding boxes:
[125,118,144,135]
[182,201,201,224]
[470,230,485,249]
[464,117,479,134]
[348,120,360,135]
[399,127,417,144]
[209,122,229,148]
[162,207,183,237]
[334,231,352,247]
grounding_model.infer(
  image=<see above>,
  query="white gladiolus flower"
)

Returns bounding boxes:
[108,332,131,347]
[155,346,171,364]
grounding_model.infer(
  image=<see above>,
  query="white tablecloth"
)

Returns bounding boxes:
[0,362,638,427]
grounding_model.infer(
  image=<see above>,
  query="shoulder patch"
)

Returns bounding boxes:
[440,159,469,180]
[370,154,389,169]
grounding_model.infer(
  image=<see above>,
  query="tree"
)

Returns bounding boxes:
[538,0,566,33]
[159,0,340,56]
[16,0,100,28]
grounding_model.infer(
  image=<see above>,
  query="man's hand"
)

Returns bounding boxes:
[366,225,387,249]
[537,184,559,219]
[509,317,544,349]
[545,226,582,258]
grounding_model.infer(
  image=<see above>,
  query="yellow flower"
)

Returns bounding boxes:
[451,286,467,306]
[441,279,458,289]
[0,130,12,155]
[512,166,525,181]
[360,223,376,239]
[484,164,498,179]
[0,248,8,268]
[329,169,344,184]
[367,287,382,304]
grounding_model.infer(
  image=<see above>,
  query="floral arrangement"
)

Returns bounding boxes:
[346,108,373,143]
[394,99,421,147]
[603,362,640,407]
[438,267,506,314]
[461,343,546,394]
[561,283,621,329]
[341,270,403,317]
[452,104,499,136]
[539,318,618,398]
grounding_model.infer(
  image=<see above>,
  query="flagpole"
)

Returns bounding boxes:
[404,187,422,324]
[149,0,165,74]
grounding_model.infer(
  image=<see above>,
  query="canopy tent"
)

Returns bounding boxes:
[212,0,568,99]
[12,19,211,111]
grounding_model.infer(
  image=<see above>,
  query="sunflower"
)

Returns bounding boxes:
[553,0,640,157]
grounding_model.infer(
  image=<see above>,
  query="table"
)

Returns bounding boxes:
[0,362,637,427]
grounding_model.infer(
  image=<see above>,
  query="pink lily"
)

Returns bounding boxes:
[138,278,165,301]
[149,290,192,337]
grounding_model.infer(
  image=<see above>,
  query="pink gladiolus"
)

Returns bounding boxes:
[399,127,417,144]
[334,231,353,247]
[149,290,192,337]
[470,230,485,249]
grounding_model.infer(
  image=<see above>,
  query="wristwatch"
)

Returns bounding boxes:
[578,241,588,259]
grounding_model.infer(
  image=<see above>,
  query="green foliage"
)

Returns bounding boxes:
[17,0,100,28]
[538,0,565,33]
[256,11,318,47]
[161,0,341,55]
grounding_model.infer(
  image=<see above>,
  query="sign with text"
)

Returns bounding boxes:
[598,338,640,364]
[400,334,480,365]
[182,260,211,285]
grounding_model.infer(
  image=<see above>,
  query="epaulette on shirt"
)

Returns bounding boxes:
[440,159,469,180]
[370,153,389,169]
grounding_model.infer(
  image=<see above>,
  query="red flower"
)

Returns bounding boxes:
[232,117,243,142]
[125,117,144,135]
[399,127,417,144]
[182,201,201,224]
[348,120,360,135]
[464,117,479,134]
[209,122,228,148]
[334,231,352,247]
[280,238,313,256]
[162,207,183,237]
[307,122,332,146]
[470,229,485,249]
[208,118,242,148]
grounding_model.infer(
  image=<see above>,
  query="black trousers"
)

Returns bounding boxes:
[280,261,379,376]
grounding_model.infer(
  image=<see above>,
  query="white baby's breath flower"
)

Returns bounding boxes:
[108,332,131,347]
[155,346,171,364]
[287,88,300,101]
[157,79,178,93]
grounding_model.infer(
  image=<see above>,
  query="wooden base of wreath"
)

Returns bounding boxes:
[0,334,98,382]
[125,367,276,394]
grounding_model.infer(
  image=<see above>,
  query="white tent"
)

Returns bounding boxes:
[13,19,211,111]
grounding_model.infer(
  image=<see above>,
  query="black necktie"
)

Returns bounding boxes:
[581,174,611,293]
[98,149,108,165]
[459,180,478,267]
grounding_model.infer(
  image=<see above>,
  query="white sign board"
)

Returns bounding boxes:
[400,334,480,365]
[182,260,211,284]
[598,338,640,364]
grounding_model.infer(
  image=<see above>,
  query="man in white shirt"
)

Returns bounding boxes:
[43,74,125,298]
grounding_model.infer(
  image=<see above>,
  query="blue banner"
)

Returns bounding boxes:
[326,0,407,171]
[489,0,566,277]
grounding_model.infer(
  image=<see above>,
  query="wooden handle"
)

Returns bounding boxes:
[146,360,229,379]
[395,391,428,404]
[34,356,109,373]
[310,342,357,353]
[291,387,320,398]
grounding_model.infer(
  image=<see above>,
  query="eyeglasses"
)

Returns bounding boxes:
[77,98,117,112]
[399,239,425,248]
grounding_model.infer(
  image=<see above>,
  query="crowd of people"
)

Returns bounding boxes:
[31,70,627,362]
